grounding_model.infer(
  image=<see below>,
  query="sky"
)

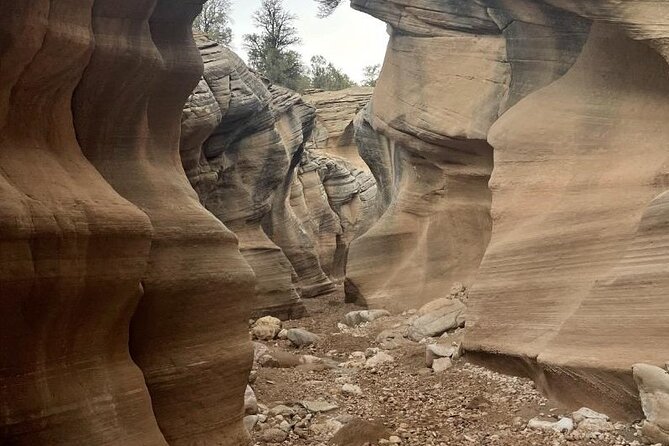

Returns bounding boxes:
[228,0,389,84]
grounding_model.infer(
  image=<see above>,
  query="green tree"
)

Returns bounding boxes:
[310,55,355,91]
[193,0,233,45]
[244,0,309,91]
[362,64,381,87]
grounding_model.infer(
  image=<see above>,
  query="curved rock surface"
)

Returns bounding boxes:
[1,2,255,445]
[352,0,669,418]
[182,37,379,316]
[304,87,374,171]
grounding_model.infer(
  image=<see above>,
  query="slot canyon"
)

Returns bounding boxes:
[1,1,669,445]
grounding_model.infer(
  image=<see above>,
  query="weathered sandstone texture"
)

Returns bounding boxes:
[181,38,378,316]
[304,87,374,171]
[352,0,669,418]
[1,1,255,445]
[634,364,669,444]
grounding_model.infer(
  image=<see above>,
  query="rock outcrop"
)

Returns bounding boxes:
[1,2,255,445]
[352,0,669,418]
[181,37,379,316]
[304,87,374,171]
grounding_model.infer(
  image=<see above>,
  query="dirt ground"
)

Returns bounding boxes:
[248,293,645,446]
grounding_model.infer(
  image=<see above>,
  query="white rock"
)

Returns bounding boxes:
[342,384,363,396]
[431,357,453,373]
[576,418,615,433]
[572,407,609,424]
[299,354,322,365]
[343,309,391,326]
[244,385,258,415]
[528,417,574,433]
[406,298,466,341]
[633,363,669,445]
[243,415,258,432]
[301,400,339,413]
[279,420,291,432]
[277,328,288,339]
[365,351,394,368]
[425,343,459,367]
[389,435,402,444]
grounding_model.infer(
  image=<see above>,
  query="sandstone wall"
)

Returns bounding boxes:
[181,38,379,316]
[304,87,374,171]
[1,2,255,445]
[352,0,669,418]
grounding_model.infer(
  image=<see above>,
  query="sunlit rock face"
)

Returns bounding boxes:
[182,38,382,314]
[2,1,255,445]
[353,0,669,418]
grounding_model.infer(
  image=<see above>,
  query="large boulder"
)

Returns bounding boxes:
[407,299,466,341]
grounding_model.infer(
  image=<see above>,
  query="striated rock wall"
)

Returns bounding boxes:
[304,87,374,171]
[352,0,669,418]
[347,0,500,312]
[1,1,255,445]
[181,38,379,316]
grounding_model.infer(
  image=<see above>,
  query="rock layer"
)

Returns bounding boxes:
[304,87,374,171]
[1,1,255,445]
[181,37,379,317]
[0,2,167,444]
[353,0,669,417]
[348,0,499,312]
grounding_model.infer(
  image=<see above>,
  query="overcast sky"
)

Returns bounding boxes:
[228,0,389,83]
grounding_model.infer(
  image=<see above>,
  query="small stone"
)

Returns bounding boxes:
[259,427,288,443]
[279,420,291,432]
[301,400,339,413]
[406,298,466,341]
[365,351,394,368]
[341,383,363,396]
[528,417,574,433]
[299,354,322,365]
[576,418,615,433]
[572,407,609,424]
[286,328,321,347]
[432,357,453,373]
[243,415,258,432]
[269,404,295,417]
[251,316,282,341]
[375,329,406,350]
[244,385,258,415]
[365,347,380,358]
[343,309,391,327]
[389,435,402,444]
[425,344,458,367]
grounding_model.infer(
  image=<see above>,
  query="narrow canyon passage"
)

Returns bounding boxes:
[2,0,669,446]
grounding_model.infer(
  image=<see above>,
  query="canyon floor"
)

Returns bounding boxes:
[247,294,647,446]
